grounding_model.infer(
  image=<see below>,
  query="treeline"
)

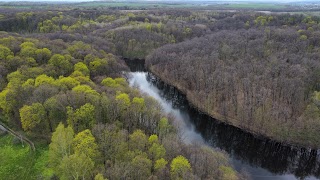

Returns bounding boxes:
[2,8,319,61]
[147,26,320,148]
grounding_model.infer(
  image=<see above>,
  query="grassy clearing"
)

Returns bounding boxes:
[0,135,51,180]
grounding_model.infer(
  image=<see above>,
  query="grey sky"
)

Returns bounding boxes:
[0,0,314,2]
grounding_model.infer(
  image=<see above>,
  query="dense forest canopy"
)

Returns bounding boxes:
[0,5,246,180]
[1,2,320,179]
[145,11,320,148]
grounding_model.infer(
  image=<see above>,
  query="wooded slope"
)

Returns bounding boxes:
[147,28,320,147]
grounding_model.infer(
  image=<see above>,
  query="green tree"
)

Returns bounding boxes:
[0,71,25,122]
[101,77,118,88]
[49,123,74,171]
[95,173,107,180]
[130,155,152,180]
[19,103,47,132]
[0,45,13,60]
[56,76,80,91]
[44,97,67,130]
[158,117,171,140]
[219,166,238,180]
[89,58,108,76]
[70,71,91,84]
[38,19,59,33]
[148,134,159,145]
[48,54,72,76]
[67,41,91,59]
[0,89,10,118]
[154,158,168,172]
[74,62,90,76]
[19,42,37,59]
[148,143,166,161]
[58,152,94,180]
[20,42,36,49]
[25,57,38,67]
[131,97,146,126]
[300,35,308,41]
[34,74,55,87]
[73,129,99,160]
[72,85,99,96]
[35,48,52,64]
[170,155,191,180]
[115,78,127,86]
[116,93,131,113]
[129,130,148,152]
[67,103,95,132]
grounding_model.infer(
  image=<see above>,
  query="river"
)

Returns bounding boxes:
[125,59,320,180]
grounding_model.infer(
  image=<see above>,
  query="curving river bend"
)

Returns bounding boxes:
[125,59,320,180]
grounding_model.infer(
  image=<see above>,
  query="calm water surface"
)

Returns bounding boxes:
[126,59,320,180]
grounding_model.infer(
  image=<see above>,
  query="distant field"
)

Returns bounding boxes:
[0,1,318,12]
[289,11,320,16]
[217,3,287,10]
[75,2,198,8]
[0,3,50,9]
[0,5,34,9]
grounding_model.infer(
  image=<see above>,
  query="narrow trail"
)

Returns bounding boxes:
[0,122,35,151]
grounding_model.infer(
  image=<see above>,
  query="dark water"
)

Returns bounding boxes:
[125,59,320,180]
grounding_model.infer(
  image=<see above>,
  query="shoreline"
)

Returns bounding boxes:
[148,65,319,150]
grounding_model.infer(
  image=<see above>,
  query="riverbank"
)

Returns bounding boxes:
[126,61,320,179]
[148,66,319,149]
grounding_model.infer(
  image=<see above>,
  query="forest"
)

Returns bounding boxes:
[0,1,320,180]
[146,12,320,148]
[0,4,242,180]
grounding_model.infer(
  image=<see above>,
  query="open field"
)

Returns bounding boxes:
[0,1,318,12]
[218,3,287,9]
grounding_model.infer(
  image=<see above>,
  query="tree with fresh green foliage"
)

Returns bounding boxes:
[148,142,166,161]
[74,62,90,76]
[170,155,191,180]
[116,93,131,115]
[48,54,73,76]
[35,74,55,87]
[219,166,238,180]
[49,123,74,171]
[130,155,152,180]
[129,129,148,152]
[154,158,168,172]
[0,44,13,60]
[67,103,95,132]
[101,77,119,88]
[58,152,94,180]
[35,48,52,64]
[56,76,80,91]
[73,129,99,160]
[19,103,47,132]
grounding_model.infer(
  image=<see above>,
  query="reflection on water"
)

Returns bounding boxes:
[129,72,204,144]
[125,59,320,180]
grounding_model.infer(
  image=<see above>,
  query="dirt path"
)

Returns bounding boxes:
[0,122,35,151]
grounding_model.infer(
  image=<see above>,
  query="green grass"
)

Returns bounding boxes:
[0,135,52,180]
[220,3,286,10]
[0,5,47,9]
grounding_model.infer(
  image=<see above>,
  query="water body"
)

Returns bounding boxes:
[125,59,320,180]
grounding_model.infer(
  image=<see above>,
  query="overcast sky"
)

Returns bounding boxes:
[0,0,313,2]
